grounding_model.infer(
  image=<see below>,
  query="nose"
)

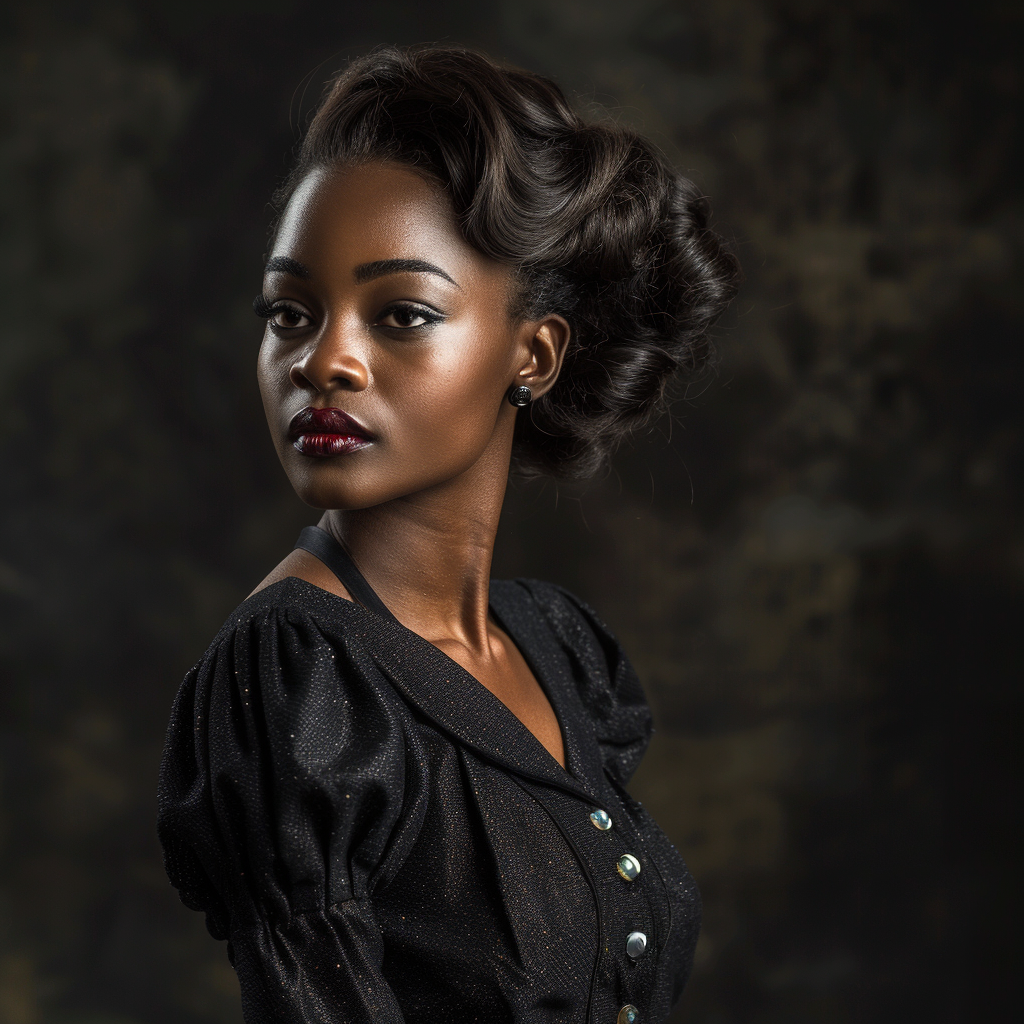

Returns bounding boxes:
[289,325,369,394]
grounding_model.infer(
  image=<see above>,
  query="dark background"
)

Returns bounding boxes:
[1,1,1020,1021]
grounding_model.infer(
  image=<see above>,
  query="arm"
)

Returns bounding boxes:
[158,597,413,1023]
[228,900,404,1023]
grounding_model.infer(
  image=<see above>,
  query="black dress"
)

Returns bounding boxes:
[157,527,700,1024]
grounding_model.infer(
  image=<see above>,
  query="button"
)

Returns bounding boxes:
[625,931,648,959]
[616,853,641,881]
[590,808,612,830]
[617,1006,639,1024]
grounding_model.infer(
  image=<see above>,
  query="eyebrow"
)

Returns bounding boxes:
[263,255,460,288]
[264,256,311,279]
[353,258,459,288]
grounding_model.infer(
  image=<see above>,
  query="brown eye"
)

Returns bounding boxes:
[269,305,312,330]
[377,303,442,330]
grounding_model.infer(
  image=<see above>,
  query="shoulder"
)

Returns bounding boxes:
[492,577,634,685]
[246,546,353,602]
[491,578,654,785]
[494,577,615,644]
[200,575,358,656]
[175,576,408,749]
[184,577,382,698]
[158,577,419,928]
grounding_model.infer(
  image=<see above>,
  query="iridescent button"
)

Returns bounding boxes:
[590,808,613,831]
[625,931,648,959]
[617,1005,639,1024]
[616,853,641,881]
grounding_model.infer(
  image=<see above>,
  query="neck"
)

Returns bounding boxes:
[320,440,510,652]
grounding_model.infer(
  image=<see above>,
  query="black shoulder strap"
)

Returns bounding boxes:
[294,526,400,625]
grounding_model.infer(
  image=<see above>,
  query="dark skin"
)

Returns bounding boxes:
[250,162,572,769]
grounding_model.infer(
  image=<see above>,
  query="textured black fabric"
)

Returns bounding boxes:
[157,571,701,1023]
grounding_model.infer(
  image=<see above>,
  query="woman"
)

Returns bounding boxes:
[157,45,738,1024]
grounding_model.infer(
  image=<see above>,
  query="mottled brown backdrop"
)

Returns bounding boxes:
[1,1,1020,1021]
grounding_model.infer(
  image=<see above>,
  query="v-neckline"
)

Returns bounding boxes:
[272,575,594,794]
[484,594,574,777]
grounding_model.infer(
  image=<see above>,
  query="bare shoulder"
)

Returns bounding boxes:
[247,548,354,602]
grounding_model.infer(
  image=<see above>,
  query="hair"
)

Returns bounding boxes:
[272,45,740,478]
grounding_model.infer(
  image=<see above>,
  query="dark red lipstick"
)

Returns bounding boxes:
[288,407,374,457]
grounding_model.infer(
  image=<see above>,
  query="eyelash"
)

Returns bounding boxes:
[252,296,445,332]
[377,302,445,330]
[252,294,275,319]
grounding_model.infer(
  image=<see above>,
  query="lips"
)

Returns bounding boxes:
[287,406,374,457]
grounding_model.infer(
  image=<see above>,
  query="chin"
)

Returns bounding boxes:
[283,460,384,512]
[292,478,385,512]
[286,463,439,511]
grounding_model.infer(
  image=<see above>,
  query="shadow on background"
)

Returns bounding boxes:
[1,1,1020,1021]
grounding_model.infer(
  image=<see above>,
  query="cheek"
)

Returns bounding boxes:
[395,331,509,426]
[256,337,273,399]
[257,339,290,414]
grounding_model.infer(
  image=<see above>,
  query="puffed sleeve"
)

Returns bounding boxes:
[157,594,422,1023]
[521,580,654,786]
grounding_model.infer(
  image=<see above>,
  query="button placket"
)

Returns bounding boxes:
[594,810,651,968]
[515,780,658,1021]
[609,816,657,995]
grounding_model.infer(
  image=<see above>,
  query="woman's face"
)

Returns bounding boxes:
[257,162,555,511]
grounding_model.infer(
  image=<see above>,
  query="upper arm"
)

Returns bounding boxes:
[158,598,417,929]
[158,599,417,1022]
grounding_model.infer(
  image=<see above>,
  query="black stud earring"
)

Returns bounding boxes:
[508,384,533,407]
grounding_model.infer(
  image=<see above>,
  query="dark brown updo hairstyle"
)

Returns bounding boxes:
[273,45,740,478]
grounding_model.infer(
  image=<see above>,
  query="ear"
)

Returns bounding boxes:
[512,314,571,399]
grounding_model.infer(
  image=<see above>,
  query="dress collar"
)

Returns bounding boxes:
[313,578,606,805]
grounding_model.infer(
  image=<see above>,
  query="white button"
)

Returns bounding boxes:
[616,854,641,881]
[625,931,648,959]
[590,808,613,830]
[617,1006,639,1024]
